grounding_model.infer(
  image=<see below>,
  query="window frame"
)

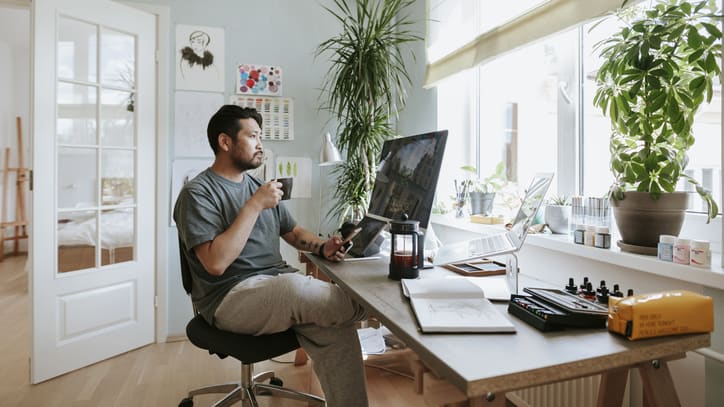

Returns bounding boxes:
[467,26,723,254]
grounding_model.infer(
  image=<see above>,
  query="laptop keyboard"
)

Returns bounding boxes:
[472,233,511,254]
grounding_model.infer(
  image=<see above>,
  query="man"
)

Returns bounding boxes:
[174,105,368,407]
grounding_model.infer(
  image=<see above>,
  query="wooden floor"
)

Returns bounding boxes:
[0,256,426,406]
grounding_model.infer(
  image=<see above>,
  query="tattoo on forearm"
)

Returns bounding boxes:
[299,239,322,252]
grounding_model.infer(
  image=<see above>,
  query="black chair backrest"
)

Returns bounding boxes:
[178,236,193,296]
[178,234,301,362]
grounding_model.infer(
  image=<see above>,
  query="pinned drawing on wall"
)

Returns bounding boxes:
[273,156,312,198]
[230,95,294,141]
[170,158,213,226]
[174,91,223,157]
[236,64,282,96]
[176,25,225,92]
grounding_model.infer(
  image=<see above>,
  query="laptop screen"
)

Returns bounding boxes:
[508,173,554,248]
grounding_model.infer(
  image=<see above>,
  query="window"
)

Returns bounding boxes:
[476,29,576,195]
[434,1,722,249]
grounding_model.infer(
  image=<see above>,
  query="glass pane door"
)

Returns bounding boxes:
[56,17,137,273]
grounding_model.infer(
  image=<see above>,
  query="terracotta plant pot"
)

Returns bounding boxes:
[610,191,688,249]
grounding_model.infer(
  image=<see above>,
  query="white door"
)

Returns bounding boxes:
[31,0,155,383]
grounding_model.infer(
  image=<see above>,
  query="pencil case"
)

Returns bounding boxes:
[608,290,713,340]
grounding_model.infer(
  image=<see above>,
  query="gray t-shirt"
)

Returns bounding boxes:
[173,169,298,324]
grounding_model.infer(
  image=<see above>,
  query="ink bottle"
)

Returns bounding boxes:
[673,238,691,265]
[690,240,710,268]
[584,225,596,247]
[573,224,585,245]
[657,235,675,262]
[594,226,611,249]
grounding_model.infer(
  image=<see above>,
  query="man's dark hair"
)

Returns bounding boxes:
[206,105,263,154]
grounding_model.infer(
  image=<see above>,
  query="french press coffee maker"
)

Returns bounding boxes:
[388,214,425,280]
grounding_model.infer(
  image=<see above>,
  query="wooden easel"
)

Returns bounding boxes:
[1,117,29,259]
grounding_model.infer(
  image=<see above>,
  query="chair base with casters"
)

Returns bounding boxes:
[179,314,326,407]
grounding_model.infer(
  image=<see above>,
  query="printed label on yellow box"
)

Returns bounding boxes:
[608,290,713,340]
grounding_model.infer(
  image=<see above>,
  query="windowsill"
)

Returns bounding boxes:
[430,214,724,290]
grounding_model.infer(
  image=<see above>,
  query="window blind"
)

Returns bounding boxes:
[425,0,633,88]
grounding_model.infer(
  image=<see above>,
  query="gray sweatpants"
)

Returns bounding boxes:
[214,272,369,407]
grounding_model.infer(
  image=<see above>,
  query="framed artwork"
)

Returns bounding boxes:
[230,95,294,141]
[175,25,225,92]
[236,64,282,96]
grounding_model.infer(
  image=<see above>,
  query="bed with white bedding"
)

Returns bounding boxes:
[57,208,134,272]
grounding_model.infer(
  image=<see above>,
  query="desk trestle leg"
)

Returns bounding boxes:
[597,367,629,407]
[595,357,683,407]
[639,360,681,407]
[422,372,518,407]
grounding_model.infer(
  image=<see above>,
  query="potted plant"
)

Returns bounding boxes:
[593,0,720,249]
[544,195,571,234]
[316,0,421,223]
[461,162,507,216]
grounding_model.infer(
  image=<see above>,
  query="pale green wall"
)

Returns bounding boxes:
[132,0,434,335]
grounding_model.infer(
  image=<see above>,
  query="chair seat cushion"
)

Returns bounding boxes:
[186,314,300,364]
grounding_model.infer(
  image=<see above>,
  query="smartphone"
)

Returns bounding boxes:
[341,227,362,253]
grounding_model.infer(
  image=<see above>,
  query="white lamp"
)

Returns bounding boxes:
[318,132,342,235]
[320,132,342,166]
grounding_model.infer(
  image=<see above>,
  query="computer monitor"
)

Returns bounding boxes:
[367,130,448,229]
[348,130,448,257]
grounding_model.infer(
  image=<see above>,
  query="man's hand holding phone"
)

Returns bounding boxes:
[340,227,362,254]
[319,227,361,261]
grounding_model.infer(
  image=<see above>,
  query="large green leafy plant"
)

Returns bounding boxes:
[317,0,421,222]
[593,0,721,222]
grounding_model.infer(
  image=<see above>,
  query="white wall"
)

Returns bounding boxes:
[0,6,30,254]
[126,0,435,336]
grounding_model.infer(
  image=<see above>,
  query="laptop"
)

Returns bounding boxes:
[432,173,554,265]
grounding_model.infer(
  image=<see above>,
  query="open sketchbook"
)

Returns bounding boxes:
[401,277,516,333]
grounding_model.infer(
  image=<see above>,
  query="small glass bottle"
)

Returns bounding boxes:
[574,224,585,244]
[690,240,711,268]
[657,235,675,262]
[594,226,611,249]
[584,225,596,247]
[673,238,691,265]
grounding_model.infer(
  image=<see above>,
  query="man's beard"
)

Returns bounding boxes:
[231,152,263,172]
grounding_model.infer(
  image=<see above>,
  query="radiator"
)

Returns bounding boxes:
[510,375,630,407]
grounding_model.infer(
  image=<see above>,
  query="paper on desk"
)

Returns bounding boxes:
[401,277,516,333]
[400,275,511,301]
[463,276,511,301]
[357,327,386,356]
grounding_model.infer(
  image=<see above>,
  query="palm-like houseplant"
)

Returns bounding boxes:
[317,0,421,223]
[593,0,721,248]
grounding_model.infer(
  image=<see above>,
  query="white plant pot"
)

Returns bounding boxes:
[544,205,570,234]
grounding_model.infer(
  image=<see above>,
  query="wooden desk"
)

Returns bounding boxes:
[304,253,710,407]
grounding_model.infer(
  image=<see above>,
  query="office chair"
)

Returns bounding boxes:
[178,238,326,407]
